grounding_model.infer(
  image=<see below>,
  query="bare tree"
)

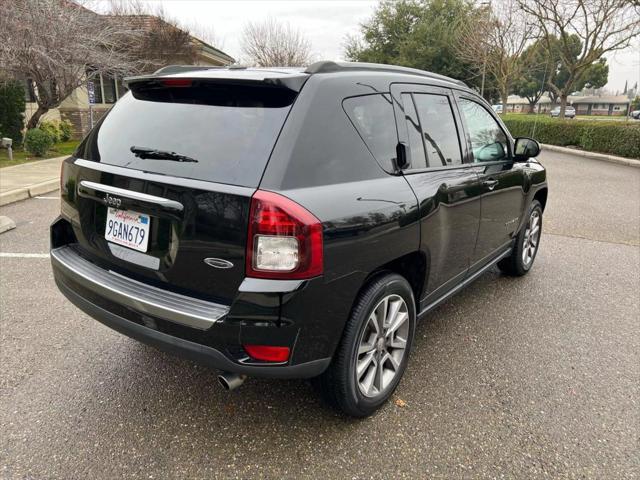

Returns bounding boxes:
[456,0,537,110]
[107,8,199,72]
[519,0,640,118]
[0,0,141,129]
[106,0,225,69]
[241,18,312,67]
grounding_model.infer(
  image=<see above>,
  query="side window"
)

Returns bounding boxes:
[103,73,117,104]
[343,94,397,171]
[458,98,508,162]
[412,93,463,167]
[401,93,427,169]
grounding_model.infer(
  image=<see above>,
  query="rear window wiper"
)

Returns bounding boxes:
[130,146,199,163]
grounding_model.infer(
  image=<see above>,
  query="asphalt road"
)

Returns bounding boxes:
[1,151,639,479]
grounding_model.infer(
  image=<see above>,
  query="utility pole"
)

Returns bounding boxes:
[481,57,487,98]
[479,1,491,100]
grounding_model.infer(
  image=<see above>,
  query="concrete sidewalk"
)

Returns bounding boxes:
[0,156,66,206]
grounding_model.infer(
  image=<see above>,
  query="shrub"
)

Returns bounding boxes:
[38,120,61,143]
[24,128,54,157]
[502,115,640,159]
[0,80,26,144]
[59,119,73,142]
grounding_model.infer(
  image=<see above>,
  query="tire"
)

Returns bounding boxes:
[314,273,416,417]
[498,200,543,276]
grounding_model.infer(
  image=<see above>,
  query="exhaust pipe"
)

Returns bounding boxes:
[217,372,246,391]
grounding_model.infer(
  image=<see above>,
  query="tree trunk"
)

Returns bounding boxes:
[501,90,509,115]
[528,101,536,114]
[26,105,49,130]
[559,93,568,120]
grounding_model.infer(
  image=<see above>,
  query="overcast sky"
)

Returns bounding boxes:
[94,0,639,93]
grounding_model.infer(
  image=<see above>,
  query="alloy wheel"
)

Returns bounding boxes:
[522,209,541,266]
[355,294,409,398]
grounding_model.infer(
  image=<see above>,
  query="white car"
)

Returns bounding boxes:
[492,104,503,114]
[550,106,576,118]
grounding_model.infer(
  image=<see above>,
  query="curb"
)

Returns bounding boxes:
[0,215,16,234]
[541,144,640,168]
[0,179,59,207]
[29,179,59,197]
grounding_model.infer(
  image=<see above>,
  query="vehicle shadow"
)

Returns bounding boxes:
[54,262,536,474]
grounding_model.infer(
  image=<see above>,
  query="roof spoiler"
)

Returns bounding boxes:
[124,66,308,92]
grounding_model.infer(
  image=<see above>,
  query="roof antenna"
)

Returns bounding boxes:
[531,62,549,140]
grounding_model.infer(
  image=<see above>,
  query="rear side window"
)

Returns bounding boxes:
[343,94,397,171]
[75,83,296,187]
[411,93,462,167]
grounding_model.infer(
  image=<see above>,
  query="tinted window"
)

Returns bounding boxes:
[76,84,295,187]
[412,93,462,167]
[459,98,508,162]
[103,74,117,104]
[401,93,427,169]
[343,94,397,171]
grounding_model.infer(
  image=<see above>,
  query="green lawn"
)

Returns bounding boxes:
[0,140,79,168]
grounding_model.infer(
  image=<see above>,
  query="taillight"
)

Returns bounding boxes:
[243,344,290,363]
[161,78,192,87]
[246,190,323,279]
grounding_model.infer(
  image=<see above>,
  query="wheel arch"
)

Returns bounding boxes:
[360,250,428,308]
[534,187,548,212]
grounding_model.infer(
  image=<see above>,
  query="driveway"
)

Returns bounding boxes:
[1,151,638,479]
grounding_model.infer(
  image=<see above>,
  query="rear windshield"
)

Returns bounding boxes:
[75,82,296,187]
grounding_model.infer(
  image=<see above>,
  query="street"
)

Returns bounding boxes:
[1,151,638,479]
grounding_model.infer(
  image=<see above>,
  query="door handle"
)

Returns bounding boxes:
[483,179,499,190]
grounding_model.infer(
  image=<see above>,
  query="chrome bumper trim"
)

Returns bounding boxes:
[51,245,228,330]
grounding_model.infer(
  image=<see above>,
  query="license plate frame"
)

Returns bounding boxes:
[105,207,150,253]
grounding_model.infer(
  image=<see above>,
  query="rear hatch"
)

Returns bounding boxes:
[61,70,306,305]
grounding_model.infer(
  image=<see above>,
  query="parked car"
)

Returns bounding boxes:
[51,61,547,417]
[550,106,576,118]
[492,104,503,114]
[630,109,640,120]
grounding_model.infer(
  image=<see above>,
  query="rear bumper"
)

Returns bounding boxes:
[51,242,331,379]
[51,246,228,330]
[55,276,329,378]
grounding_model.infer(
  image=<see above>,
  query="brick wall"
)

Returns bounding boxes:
[59,107,110,139]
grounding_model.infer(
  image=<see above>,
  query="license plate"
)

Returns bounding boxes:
[105,207,150,253]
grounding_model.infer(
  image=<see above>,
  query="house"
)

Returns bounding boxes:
[569,95,630,116]
[505,95,554,114]
[505,94,631,116]
[21,13,234,138]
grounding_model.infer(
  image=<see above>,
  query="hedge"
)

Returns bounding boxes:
[0,80,26,144]
[38,120,73,143]
[24,128,54,157]
[502,115,640,159]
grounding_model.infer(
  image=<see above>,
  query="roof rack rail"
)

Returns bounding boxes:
[304,61,467,87]
[153,65,223,75]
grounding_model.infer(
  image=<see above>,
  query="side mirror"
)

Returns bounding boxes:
[514,137,540,161]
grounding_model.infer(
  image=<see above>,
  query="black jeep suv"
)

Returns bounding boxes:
[51,61,547,417]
